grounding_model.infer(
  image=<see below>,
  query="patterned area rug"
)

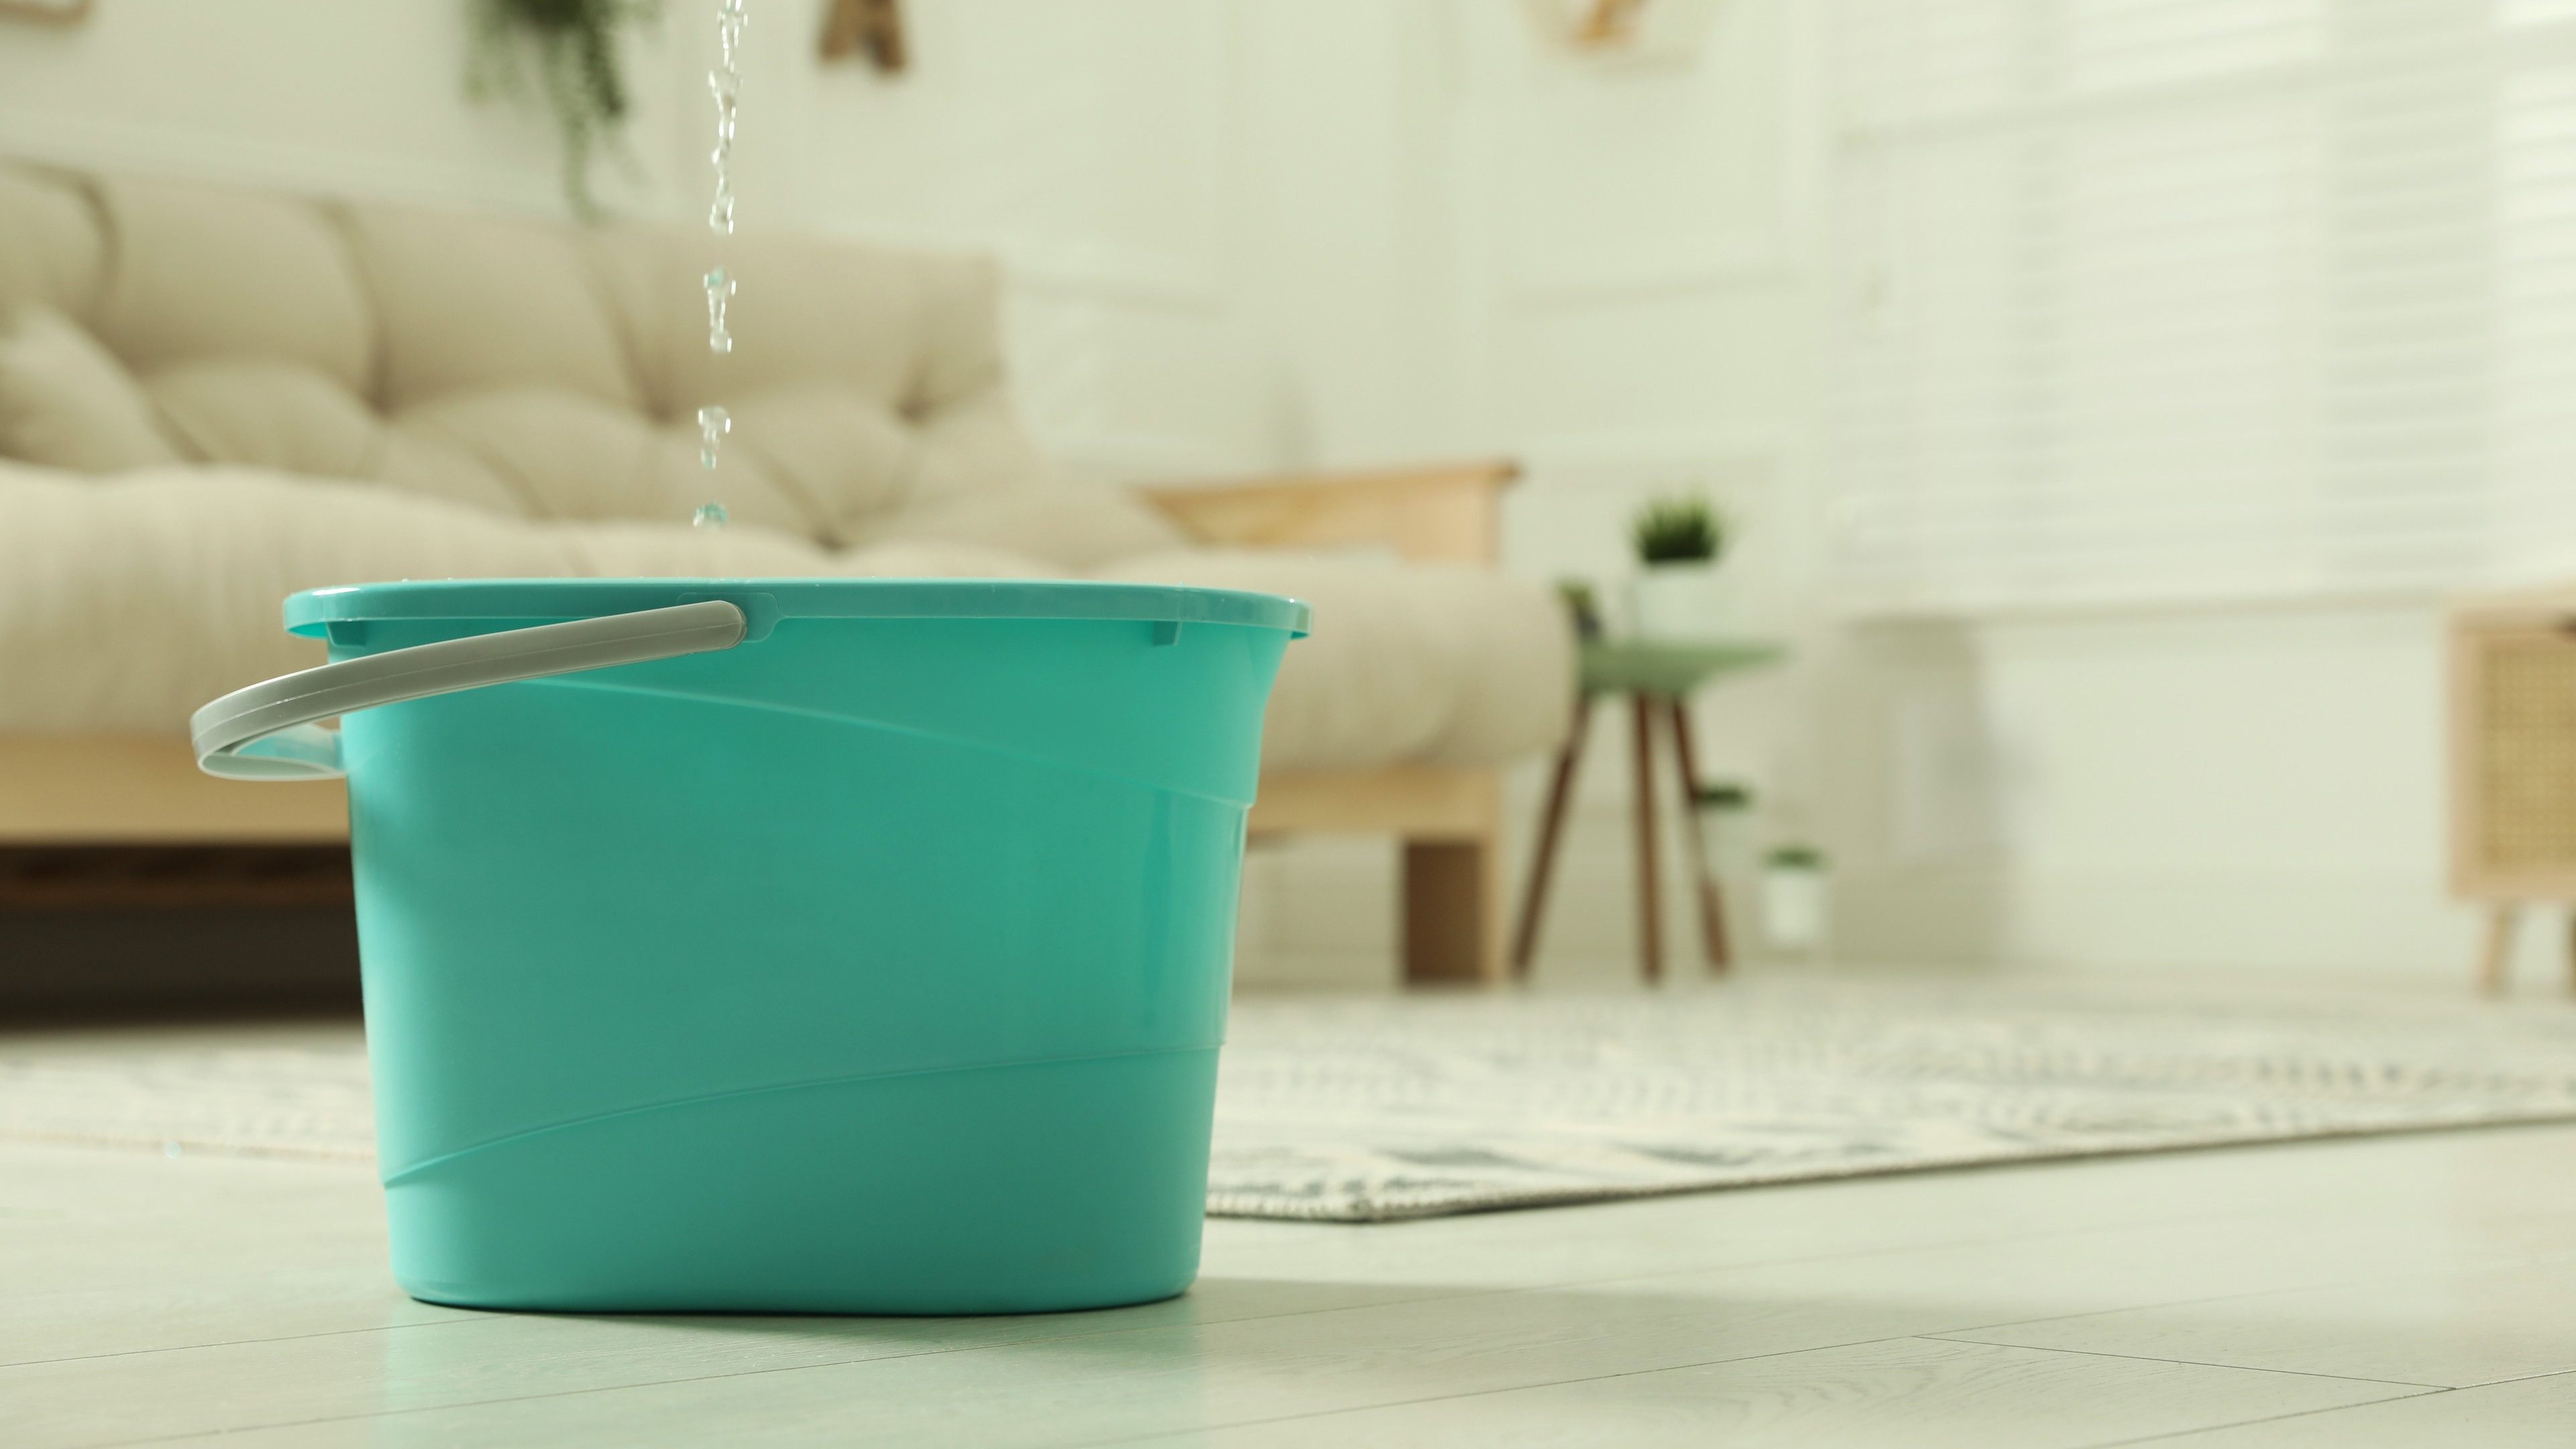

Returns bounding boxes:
[1210,984,2576,1220]
[9,980,2576,1222]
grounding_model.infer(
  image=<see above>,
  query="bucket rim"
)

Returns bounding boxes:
[285,578,1310,638]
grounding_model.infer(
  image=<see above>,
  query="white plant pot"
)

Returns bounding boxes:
[1762,865,1829,954]
[1627,561,1723,639]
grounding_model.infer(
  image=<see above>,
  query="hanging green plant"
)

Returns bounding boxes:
[467,0,662,219]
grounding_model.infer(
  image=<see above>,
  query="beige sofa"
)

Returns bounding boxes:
[0,163,1571,982]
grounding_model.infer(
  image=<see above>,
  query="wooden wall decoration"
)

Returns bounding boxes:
[1519,0,1721,64]
[819,0,906,74]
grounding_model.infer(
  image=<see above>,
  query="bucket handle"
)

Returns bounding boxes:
[191,600,749,782]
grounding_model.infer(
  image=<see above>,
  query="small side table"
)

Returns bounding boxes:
[1510,638,1786,983]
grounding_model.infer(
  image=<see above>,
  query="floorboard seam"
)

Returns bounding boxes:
[1921,1332,2451,1389]
[2078,1385,2457,1449]
[40,1221,2538,1445]
[71,1283,1609,1449]
[0,1311,487,1371]
[1061,1332,2446,1449]
[1055,1332,1966,1449]
[11,1203,2294,1374]
[99,1324,1964,1449]
[1907,1242,2576,1346]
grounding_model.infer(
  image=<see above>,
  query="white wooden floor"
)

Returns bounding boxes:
[9,1041,2576,1446]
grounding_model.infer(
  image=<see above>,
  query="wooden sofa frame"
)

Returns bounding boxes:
[0,459,1520,985]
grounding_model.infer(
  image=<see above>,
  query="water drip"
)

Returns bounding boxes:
[697,405,731,471]
[696,0,749,515]
[707,0,747,237]
[704,265,735,354]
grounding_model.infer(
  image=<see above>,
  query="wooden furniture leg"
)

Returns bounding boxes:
[1509,697,1593,980]
[1248,765,1508,988]
[1630,694,1662,983]
[2480,904,2518,995]
[1403,835,1503,985]
[1399,769,1506,985]
[1662,698,1729,973]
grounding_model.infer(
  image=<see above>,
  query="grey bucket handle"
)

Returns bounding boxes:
[192,600,749,782]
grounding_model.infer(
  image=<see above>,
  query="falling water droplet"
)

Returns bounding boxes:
[715,0,748,64]
[696,0,748,537]
[697,404,731,470]
[707,0,748,236]
[703,265,736,355]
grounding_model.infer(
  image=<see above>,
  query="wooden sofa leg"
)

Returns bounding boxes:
[1403,832,1504,984]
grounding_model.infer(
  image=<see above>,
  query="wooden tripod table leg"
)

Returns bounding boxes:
[1664,697,1729,973]
[1630,693,1663,983]
[1509,696,1593,980]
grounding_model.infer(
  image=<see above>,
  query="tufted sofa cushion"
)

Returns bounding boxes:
[0,163,1044,541]
[0,462,1058,736]
[0,162,1576,775]
[89,174,376,396]
[0,308,183,472]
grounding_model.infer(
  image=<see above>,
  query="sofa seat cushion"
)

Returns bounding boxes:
[863,483,1191,571]
[0,465,1571,774]
[0,464,1033,737]
[89,174,376,396]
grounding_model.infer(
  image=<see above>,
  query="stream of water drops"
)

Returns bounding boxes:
[708,0,745,238]
[696,0,749,530]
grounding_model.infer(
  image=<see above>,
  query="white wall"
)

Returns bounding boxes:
[1986,608,2457,977]
[761,0,1275,479]
[1216,0,2520,991]
[1825,603,2553,988]
[0,1,2513,988]
[707,0,1483,485]
[0,1,688,217]
[1233,1,1837,985]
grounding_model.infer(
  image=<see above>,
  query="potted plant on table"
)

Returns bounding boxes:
[1627,494,1726,639]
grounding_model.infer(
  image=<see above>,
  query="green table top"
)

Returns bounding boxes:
[1579,637,1787,696]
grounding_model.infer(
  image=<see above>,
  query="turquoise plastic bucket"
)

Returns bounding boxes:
[192,578,1305,1314]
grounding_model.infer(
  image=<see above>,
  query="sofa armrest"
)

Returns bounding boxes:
[1136,458,1518,566]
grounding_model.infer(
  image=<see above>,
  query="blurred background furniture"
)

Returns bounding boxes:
[2449,590,2576,993]
[1511,637,1784,983]
[0,162,1573,1008]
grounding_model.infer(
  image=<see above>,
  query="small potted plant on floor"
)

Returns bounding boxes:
[1627,494,1725,639]
[1761,843,1829,958]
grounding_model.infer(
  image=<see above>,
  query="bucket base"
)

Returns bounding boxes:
[383,1047,1217,1315]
